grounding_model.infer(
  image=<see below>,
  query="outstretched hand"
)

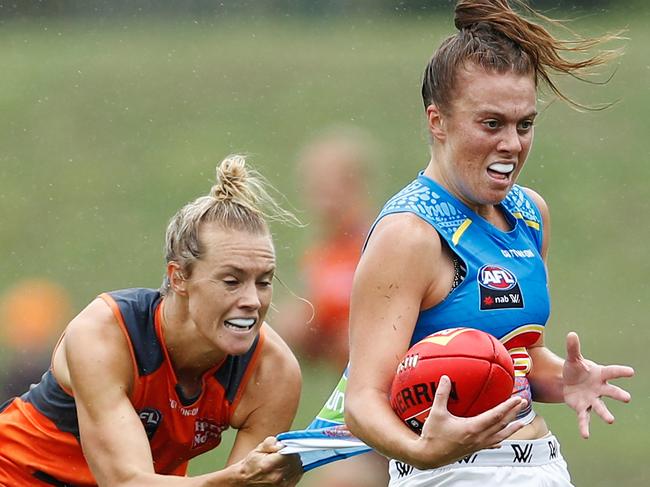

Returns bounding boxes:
[413,375,526,469]
[563,332,635,439]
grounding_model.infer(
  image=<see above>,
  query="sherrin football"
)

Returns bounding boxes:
[390,327,514,433]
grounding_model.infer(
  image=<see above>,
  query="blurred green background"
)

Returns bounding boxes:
[0,1,648,486]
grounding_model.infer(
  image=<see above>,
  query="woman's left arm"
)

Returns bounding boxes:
[523,187,634,438]
[528,334,634,438]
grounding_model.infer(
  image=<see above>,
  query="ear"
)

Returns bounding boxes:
[167,261,188,296]
[426,104,447,142]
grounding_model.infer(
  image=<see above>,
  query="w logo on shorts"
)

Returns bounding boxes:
[394,461,414,478]
[457,453,478,464]
[511,443,533,463]
[548,440,558,460]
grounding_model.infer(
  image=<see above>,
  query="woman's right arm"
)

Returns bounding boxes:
[344,214,526,470]
[62,299,298,487]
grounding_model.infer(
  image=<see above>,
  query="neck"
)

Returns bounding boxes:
[423,156,506,227]
[161,295,226,377]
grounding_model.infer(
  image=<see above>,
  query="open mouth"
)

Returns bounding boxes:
[224,318,257,332]
[487,162,515,179]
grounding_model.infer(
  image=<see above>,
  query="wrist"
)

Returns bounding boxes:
[405,436,441,470]
[207,463,245,487]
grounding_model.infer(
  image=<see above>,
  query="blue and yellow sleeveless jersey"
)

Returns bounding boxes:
[278,172,550,470]
[373,172,549,350]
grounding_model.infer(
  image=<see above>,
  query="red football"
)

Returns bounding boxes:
[390,327,514,433]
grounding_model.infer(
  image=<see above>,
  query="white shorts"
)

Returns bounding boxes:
[389,434,573,486]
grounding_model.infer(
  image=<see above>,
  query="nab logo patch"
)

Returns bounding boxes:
[478,264,524,310]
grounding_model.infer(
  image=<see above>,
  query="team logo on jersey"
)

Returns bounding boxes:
[192,418,227,449]
[479,265,517,290]
[478,264,524,310]
[323,425,355,439]
[138,408,162,440]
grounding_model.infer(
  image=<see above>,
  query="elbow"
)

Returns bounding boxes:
[94,470,151,487]
[343,389,364,438]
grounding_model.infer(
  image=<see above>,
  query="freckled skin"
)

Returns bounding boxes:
[426,65,537,222]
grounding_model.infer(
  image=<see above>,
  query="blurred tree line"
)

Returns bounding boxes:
[0,0,628,18]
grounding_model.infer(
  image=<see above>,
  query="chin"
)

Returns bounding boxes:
[486,184,514,203]
[219,334,258,356]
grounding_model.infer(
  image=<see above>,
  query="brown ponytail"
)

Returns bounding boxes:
[423,0,622,112]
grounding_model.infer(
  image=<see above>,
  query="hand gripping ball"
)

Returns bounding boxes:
[390,327,514,433]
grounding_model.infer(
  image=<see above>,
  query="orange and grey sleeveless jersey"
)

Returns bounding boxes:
[0,288,264,486]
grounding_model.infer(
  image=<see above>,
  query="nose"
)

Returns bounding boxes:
[239,281,261,310]
[497,126,523,155]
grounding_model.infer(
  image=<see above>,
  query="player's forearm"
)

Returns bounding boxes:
[528,346,564,403]
[345,388,422,466]
[112,467,243,487]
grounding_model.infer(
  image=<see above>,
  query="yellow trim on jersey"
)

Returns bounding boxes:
[420,328,470,346]
[509,346,533,377]
[512,212,540,231]
[452,218,472,245]
[499,324,545,344]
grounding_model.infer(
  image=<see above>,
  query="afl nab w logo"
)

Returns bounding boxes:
[478,264,524,310]
[479,265,516,291]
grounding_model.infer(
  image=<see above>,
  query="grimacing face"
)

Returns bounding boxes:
[432,64,537,212]
[183,223,275,356]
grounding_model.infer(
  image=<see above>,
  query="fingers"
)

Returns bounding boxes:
[431,375,452,412]
[421,375,451,435]
[592,397,615,425]
[565,332,582,362]
[476,396,525,429]
[257,436,283,454]
[601,383,632,403]
[577,406,591,439]
[601,365,635,381]
[487,419,525,446]
[470,396,525,444]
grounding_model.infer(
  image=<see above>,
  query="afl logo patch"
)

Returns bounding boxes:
[479,265,517,291]
[478,265,524,310]
[138,408,162,440]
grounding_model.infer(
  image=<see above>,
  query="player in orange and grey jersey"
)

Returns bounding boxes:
[0,155,303,486]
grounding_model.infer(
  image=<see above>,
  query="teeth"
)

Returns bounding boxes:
[225,318,256,329]
[489,163,515,174]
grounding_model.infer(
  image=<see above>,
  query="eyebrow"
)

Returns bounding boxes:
[476,110,538,119]
[219,265,276,275]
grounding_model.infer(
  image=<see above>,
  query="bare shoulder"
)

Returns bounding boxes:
[59,297,133,393]
[365,212,444,264]
[254,324,301,391]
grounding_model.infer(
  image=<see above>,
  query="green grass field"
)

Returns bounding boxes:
[0,7,648,486]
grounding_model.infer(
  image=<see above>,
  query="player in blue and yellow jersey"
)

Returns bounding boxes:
[343,1,635,486]
[279,1,635,486]
[0,156,303,486]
